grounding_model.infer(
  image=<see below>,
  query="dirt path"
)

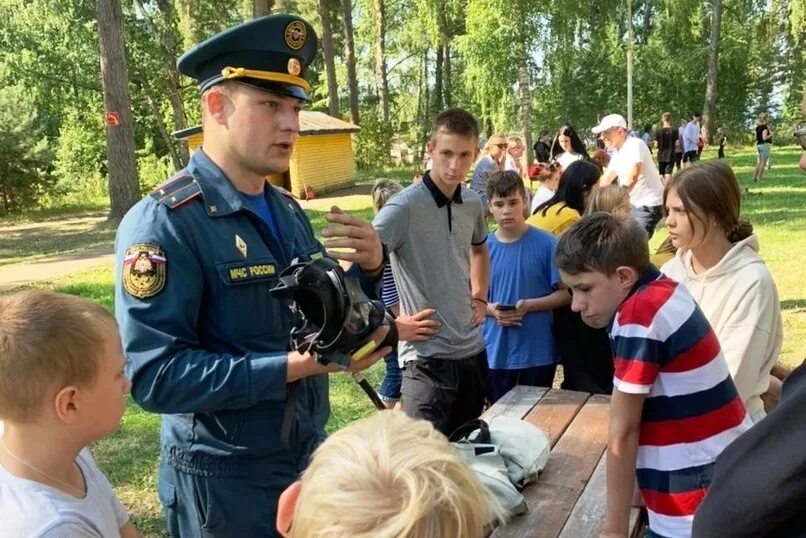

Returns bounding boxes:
[297,182,373,211]
[0,184,380,293]
[0,247,114,292]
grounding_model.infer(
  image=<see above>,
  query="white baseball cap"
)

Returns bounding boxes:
[591,113,628,134]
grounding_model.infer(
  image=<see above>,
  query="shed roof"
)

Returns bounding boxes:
[297,111,360,136]
[172,111,360,141]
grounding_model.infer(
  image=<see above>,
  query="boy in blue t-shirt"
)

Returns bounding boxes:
[483,171,571,402]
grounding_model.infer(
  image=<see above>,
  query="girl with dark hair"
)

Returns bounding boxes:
[661,161,783,423]
[549,124,589,170]
[526,160,599,235]
[526,159,612,394]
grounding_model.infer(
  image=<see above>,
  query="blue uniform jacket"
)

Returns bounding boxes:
[115,150,374,477]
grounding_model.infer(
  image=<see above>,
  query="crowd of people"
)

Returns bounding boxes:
[0,12,804,538]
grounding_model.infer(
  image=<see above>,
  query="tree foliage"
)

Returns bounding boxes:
[0,85,53,214]
[0,0,803,213]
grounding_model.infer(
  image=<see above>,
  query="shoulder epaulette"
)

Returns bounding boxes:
[274,185,299,201]
[150,174,203,209]
[272,184,304,211]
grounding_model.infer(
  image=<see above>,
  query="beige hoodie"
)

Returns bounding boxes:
[661,234,783,417]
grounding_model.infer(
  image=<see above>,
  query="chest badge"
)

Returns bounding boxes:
[235,235,248,258]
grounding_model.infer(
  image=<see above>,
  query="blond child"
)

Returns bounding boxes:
[586,185,630,216]
[276,410,502,537]
[586,185,676,267]
[0,291,139,537]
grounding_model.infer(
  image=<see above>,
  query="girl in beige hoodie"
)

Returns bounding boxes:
[660,161,783,423]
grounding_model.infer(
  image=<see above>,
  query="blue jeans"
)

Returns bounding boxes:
[379,352,402,401]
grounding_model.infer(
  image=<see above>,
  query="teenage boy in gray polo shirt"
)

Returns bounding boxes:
[373,108,490,435]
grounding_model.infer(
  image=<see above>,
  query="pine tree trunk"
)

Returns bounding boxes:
[97,0,140,219]
[517,46,534,163]
[254,0,270,16]
[319,0,339,116]
[242,0,270,17]
[702,0,723,143]
[138,74,184,170]
[146,0,189,165]
[340,0,359,125]
[642,0,652,42]
[174,0,201,50]
[442,42,452,108]
[420,51,430,153]
[373,0,390,122]
[433,45,443,114]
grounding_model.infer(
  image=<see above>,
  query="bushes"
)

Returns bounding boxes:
[0,86,53,215]
[137,142,174,194]
[353,108,393,169]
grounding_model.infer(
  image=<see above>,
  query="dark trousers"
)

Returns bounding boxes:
[159,460,299,538]
[553,306,614,394]
[487,364,557,403]
[401,350,489,436]
[674,152,683,171]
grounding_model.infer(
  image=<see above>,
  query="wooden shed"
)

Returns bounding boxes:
[173,111,360,198]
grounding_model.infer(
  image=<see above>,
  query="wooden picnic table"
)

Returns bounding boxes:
[484,385,646,538]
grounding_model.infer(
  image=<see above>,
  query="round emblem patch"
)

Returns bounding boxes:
[122,243,167,299]
[287,58,301,76]
[284,21,306,50]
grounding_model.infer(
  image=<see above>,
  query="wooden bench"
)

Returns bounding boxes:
[483,386,646,538]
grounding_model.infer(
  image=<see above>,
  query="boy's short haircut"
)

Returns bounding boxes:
[292,410,501,537]
[371,179,404,213]
[554,212,650,276]
[661,112,671,123]
[0,291,116,423]
[431,108,480,142]
[487,170,526,201]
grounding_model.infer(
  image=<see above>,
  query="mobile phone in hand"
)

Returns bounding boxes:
[497,304,517,311]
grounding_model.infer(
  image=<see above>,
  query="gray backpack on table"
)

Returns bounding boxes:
[450,416,551,520]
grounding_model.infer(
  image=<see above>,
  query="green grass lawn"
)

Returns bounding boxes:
[9,148,806,536]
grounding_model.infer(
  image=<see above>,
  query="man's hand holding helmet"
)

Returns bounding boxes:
[286,326,392,382]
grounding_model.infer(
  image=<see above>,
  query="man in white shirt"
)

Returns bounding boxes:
[593,113,665,238]
[682,112,702,168]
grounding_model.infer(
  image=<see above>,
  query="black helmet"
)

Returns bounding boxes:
[270,258,397,368]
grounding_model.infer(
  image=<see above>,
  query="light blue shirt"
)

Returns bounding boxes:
[483,227,561,369]
[683,121,700,153]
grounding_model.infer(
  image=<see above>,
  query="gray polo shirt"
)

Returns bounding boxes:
[374,174,488,364]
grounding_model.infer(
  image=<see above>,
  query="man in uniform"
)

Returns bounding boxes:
[114,15,391,537]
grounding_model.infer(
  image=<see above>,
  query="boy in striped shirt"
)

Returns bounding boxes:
[554,213,752,538]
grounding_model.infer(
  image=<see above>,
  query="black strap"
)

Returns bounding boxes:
[351,372,386,411]
[281,381,302,450]
[448,419,491,444]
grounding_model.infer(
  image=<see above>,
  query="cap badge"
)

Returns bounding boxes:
[287,58,302,76]
[284,20,306,50]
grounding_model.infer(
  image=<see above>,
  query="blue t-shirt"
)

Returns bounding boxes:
[242,190,282,243]
[483,227,561,369]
